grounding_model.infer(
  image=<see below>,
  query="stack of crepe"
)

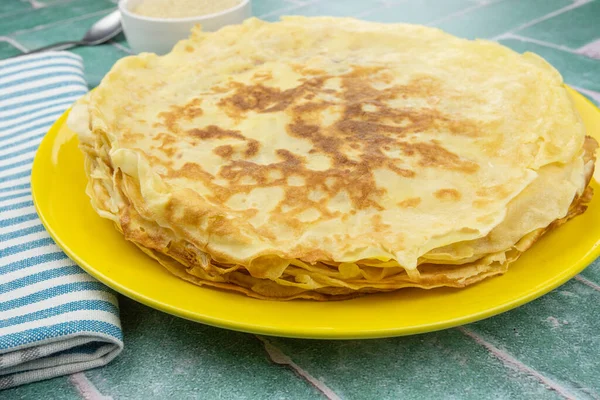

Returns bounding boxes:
[67,17,597,300]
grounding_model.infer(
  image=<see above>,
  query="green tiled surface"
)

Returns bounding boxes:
[84,297,321,400]
[2,375,80,400]
[0,0,31,17]
[363,0,473,25]
[252,0,292,18]
[11,9,131,87]
[2,0,600,399]
[434,0,572,39]
[266,280,600,400]
[13,9,117,48]
[262,0,379,20]
[465,280,600,398]
[0,40,22,58]
[0,0,115,36]
[517,0,600,49]
[269,331,565,400]
[581,260,600,282]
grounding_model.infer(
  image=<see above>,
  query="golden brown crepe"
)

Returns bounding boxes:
[67,17,597,300]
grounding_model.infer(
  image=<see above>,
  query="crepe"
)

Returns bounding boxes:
[67,16,597,300]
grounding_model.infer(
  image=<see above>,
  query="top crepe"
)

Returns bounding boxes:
[68,16,594,298]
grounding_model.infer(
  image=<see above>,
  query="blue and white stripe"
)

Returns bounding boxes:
[0,52,123,390]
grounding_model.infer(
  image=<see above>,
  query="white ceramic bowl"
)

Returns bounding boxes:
[119,0,252,55]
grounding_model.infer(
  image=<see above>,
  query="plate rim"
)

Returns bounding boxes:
[31,87,600,339]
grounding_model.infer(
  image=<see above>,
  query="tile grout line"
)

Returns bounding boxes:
[283,0,309,5]
[255,336,342,400]
[356,3,391,19]
[574,275,600,291]
[491,0,593,41]
[425,0,503,26]
[34,0,76,7]
[457,327,578,400]
[0,36,29,52]
[576,38,600,60]
[258,0,320,19]
[68,372,113,400]
[500,33,579,54]
[358,0,410,19]
[376,0,397,5]
[577,38,600,52]
[37,0,82,7]
[7,8,115,37]
[26,0,45,9]
[371,0,408,8]
[110,41,132,55]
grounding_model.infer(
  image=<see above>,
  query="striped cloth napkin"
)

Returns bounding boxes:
[0,52,123,390]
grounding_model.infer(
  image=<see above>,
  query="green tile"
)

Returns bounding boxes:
[0,40,22,59]
[517,1,600,49]
[434,0,572,39]
[69,44,129,88]
[0,0,31,17]
[499,38,600,92]
[252,0,291,18]
[84,296,321,400]
[270,330,562,400]
[13,9,115,48]
[38,0,86,5]
[467,279,600,397]
[0,0,115,36]
[362,0,472,25]
[1,376,80,400]
[263,0,378,21]
[580,258,600,285]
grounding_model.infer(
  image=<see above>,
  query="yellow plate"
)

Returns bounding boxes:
[32,87,600,339]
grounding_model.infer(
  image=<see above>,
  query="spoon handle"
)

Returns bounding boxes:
[13,41,87,58]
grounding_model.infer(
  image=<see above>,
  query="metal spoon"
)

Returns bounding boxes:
[16,10,122,56]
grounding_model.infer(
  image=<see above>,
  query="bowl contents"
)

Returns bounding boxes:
[67,17,597,301]
[131,0,242,19]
